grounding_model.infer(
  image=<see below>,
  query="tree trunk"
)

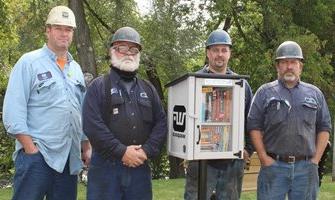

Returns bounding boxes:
[68,0,97,82]
[142,54,164,101]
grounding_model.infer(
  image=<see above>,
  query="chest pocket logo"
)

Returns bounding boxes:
[36,79,58,106]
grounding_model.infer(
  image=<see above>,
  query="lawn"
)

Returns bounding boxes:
[0,175,334,200]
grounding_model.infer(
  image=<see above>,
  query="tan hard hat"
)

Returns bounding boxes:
[46,6,76,28]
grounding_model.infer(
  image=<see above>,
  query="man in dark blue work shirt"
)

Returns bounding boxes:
[184,29,254,200]
[82,27,167,200]
[247,41,331,200]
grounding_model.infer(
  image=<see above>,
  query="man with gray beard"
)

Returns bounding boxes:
[82,27,167,200]
[247,41,331,200]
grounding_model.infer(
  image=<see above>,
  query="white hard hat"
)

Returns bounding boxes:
[46,6,76,28]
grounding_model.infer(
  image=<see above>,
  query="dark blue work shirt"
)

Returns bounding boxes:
[247,79,331,156]
[198,65,254,169]
[82,68,167,160]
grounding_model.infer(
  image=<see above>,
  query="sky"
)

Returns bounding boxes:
[135,0,153,15]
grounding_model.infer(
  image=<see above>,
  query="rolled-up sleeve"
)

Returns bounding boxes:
[3,56,32,136]
[316,91,332,134]
[247,86,266,133]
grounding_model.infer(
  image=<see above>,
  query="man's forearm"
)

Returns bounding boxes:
[249,130,267,158]
[249,129,275,166]
[312,131,329,163]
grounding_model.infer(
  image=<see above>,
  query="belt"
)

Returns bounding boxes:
[267,153,311,164]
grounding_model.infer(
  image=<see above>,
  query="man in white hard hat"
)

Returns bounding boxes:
[3,5,91,200]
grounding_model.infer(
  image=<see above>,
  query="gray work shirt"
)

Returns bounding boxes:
[247,79,331,156]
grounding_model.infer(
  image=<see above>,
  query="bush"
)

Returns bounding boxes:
[0,122,14,175]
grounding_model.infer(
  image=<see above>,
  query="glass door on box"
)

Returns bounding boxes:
[199,86,233,152]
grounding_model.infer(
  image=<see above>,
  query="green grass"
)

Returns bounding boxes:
[1,175,334,200]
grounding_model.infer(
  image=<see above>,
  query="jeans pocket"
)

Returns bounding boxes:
[261,160,278,170]
[22,149,40,156]
[308,160,319,168]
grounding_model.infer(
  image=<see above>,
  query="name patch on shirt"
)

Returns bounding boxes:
[37,71,52,81]
[304,97,317,105]
[110,88,118,95]
[113,108,119,115]
[140,92,148,98]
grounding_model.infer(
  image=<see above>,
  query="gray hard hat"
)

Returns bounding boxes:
[275,41,304,61]
[110,27,142,50]
[205,29,232,48]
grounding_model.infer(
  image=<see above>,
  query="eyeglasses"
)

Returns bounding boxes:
[113,45,140,55]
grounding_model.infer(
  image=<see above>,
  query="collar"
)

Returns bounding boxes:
[278,78,300,89]
[42,44,73,63]
[202,65,234,75]
[109,67,138,84]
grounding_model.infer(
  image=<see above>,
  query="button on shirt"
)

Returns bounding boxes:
[3,45,86,175]
[247,80,331,156]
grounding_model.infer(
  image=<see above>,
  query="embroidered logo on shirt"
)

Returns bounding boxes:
[110,88,118,95]
[140,92,148,98]
[67,70,74,78]
[37,71,52,81]
[113,108,119,115]
[305,97,317,105]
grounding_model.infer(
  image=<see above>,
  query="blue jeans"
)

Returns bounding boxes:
[12,150,77,200]
[87,152,152,200]
[184,159,244,200]
[257,160,319,200]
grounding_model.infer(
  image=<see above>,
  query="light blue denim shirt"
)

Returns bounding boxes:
[3,44,86,175]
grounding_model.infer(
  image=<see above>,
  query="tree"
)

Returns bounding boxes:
[69,0,97,79]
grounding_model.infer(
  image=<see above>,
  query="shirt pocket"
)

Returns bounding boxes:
[138,98,153,123]
[74,79,86,101]
[302,102,317,127]
[35,79,58,106]
[264,98,286,127]
[109,95,125,122]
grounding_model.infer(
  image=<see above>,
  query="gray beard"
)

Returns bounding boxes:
[111,52,140,72]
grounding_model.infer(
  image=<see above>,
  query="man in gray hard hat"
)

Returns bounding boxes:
[247,41,331,200]
[184,29,254,200]
[2,5,91,200]
[82,26,167,200]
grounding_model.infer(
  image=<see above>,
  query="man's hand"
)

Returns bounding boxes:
[243,149,250,163]
[243,149,251,169]
[135,146,148,161]
[16,134,39,154]
[81,140,92,167]
[259,154,275,167]
[122,145,147,167]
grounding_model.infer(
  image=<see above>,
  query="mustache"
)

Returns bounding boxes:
[120,56,134,62]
